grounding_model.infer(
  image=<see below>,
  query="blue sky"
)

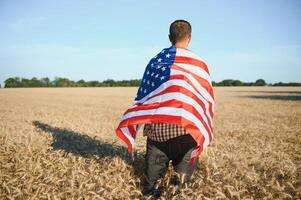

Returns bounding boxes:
[0,0,300,86]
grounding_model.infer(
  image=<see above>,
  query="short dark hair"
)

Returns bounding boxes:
[169,20,192,45]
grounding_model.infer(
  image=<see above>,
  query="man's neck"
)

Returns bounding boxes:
[174,42,189,49]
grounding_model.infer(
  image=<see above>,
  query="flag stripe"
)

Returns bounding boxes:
[130,79,213,125]
[169,69,214,118]
[172,64,214,98]
[120,127,135,145]
[169,75,214,120]
[128,125,136,138]
[175,48,205,63]
[136,85,213,131]
[174,56,209,73]
[120,106,211,147]
[116,128,133,153]
[173,63,212,86]
[171,68,214,103]
[134,79,211,110]
[122,94,213,140]
[119,112,208,149]
[118,114,206,149]
[120,103,212,143]
[142,92,212,134]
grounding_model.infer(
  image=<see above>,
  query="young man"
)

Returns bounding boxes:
[116,19,214,198]
[142,20,209,197]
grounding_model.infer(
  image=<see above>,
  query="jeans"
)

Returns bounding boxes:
[144,134,198,192]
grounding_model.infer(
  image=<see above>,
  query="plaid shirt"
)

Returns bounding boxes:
[143,123,188,142]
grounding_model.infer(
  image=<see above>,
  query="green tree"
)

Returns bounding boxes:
[77,79,87,87]
[212,81,218,86]
[273,82,301,86]
[218,79,235,86]
[4,77,21,88]
[52,77,76,87]
[41,77,50,87]
[29,77,41,87]
[102,79,116,87]
[87,81,99,87]
[254,79,267,86]
[20,78,30,87]
[232,80,243,86]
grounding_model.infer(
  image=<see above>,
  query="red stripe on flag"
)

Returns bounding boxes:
[118,114,206,147]
[120,99,212,141]
[172,64,214,99]
[132,85,213,132]
[169,74,214,119]
[116,128,133,154]
[128,125,136,138]
[174,56,209,74]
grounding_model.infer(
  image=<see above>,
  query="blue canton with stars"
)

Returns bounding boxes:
[135,46,176,101]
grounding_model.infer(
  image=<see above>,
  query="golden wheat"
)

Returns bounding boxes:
[0,87,300,199]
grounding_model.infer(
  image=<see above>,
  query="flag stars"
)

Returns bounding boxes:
[136,47,176,100]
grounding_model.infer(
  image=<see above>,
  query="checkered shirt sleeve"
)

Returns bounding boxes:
[143,123,188,142]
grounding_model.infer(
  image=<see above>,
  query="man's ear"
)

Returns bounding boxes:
[187,35,191,44]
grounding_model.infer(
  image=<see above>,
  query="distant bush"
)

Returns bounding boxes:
[213,79,250,86]
[273,82,301,86]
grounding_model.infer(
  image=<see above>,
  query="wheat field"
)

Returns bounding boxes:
[0,87,300,200]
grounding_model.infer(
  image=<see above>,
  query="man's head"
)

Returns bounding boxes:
[169,20,192,47]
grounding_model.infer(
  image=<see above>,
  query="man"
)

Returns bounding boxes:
[143,20,199,197]
[115,19,214,198]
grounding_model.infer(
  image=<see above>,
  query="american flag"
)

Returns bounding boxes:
[116,46,214,164]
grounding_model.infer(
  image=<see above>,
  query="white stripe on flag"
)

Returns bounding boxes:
[143,92,212,130]
[134,79,210,109]
[121,107,210,148]
[174,63,212,86]
[171,69,214,104]
[120,127,135,146]
[133,79,213,125]
[133,79,213,126]
[176,48,205,63]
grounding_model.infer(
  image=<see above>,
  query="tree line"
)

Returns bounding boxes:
[211,79,301,86]
[3,77,140,88]
[2,77,301,88]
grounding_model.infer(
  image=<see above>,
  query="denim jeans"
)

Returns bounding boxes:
[144,134,198,192]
